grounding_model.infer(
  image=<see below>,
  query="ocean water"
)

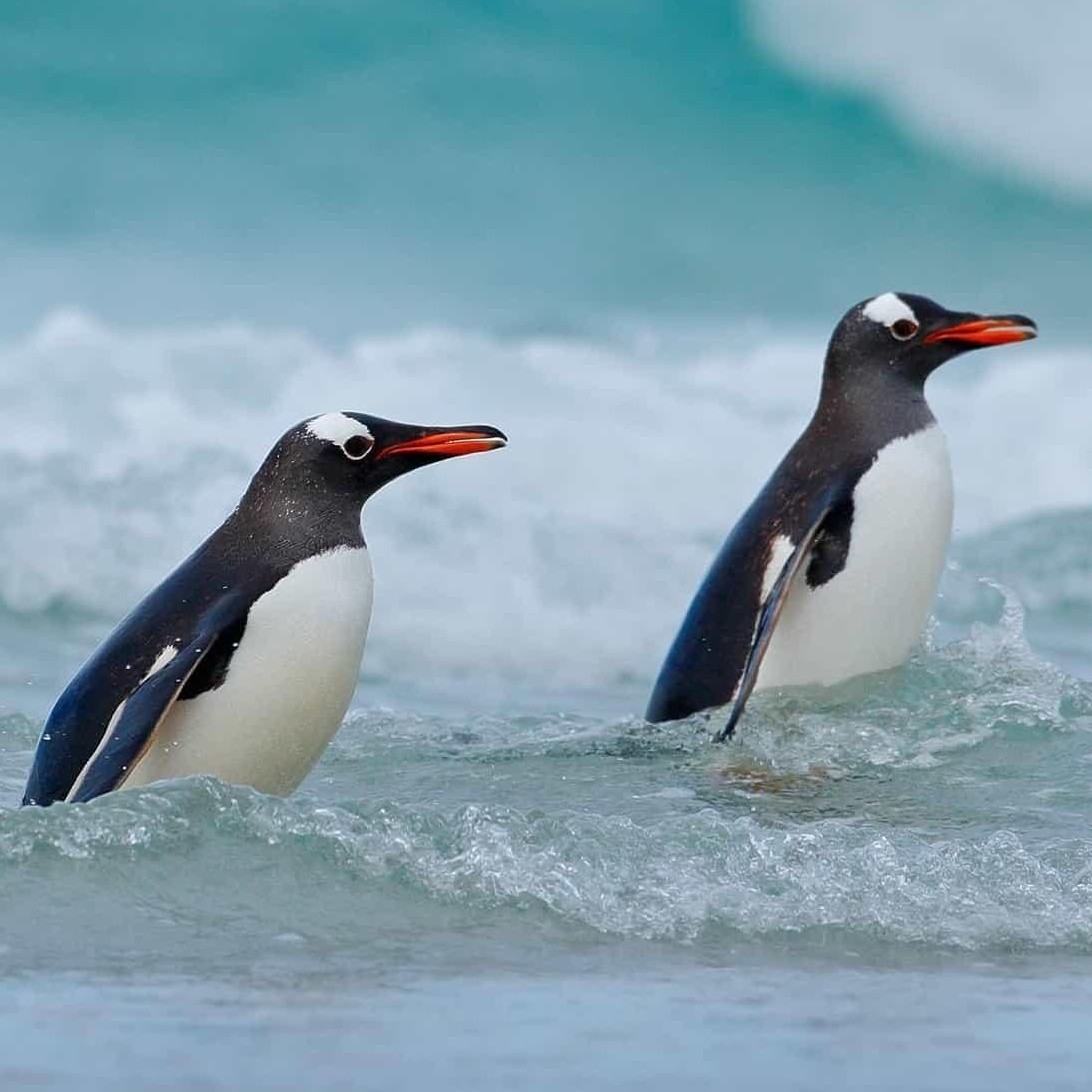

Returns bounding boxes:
[3,3,1092,1089]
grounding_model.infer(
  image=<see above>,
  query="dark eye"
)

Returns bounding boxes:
[342,434,373,460]
[890,319,919,341]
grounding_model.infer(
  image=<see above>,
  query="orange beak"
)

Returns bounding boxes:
[923,316,1038,347]
[378,427,508,460]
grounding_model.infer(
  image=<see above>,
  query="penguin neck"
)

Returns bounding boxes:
[812,365,937,456]
[227,478,367,561]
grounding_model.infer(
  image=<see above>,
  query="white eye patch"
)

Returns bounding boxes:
[305,413,373,447]
[305,412,375,459]
[862,292,917,328]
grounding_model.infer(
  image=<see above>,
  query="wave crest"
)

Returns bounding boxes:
[4,777,1092,951]
[0,313,1085,704]
[748,0,1092,198]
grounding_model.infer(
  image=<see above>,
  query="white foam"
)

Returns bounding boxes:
[862,292,916,328]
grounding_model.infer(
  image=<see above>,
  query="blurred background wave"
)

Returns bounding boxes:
[3,0,1090,333]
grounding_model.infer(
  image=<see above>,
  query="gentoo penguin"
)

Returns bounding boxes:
[645,292,1037,740]
[23,412,506,805]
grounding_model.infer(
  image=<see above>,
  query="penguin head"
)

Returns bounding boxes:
[249,412,507,509]
[826,292,1037,390]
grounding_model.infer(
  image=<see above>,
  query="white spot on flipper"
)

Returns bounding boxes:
[727,533,796,703]
[143,644,179,681]
[305,413,373,446]
[761,533,796,599]
[862,292,917,328]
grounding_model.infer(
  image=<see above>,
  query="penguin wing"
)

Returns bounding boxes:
[35,592,250,805]
[712,506,831,743]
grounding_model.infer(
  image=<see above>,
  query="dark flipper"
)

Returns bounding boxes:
[65,596,249,804]
[712,508,830,743]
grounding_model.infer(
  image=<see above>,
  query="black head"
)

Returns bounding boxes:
[824,292,1037,395]
[237,412,507,539]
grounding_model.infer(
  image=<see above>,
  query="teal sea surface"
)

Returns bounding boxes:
[4,0,1092,334]
[3,3,1092,1088]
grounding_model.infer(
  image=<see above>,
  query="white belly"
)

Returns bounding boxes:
[756,425,953,691]
[124,546,374,796]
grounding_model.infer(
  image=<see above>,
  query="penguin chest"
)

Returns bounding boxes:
[756,425,954,691]
[125,546,374,795]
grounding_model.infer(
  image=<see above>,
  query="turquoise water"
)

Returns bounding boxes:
[3,3,1092,1088]
[3,1,1092,333]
